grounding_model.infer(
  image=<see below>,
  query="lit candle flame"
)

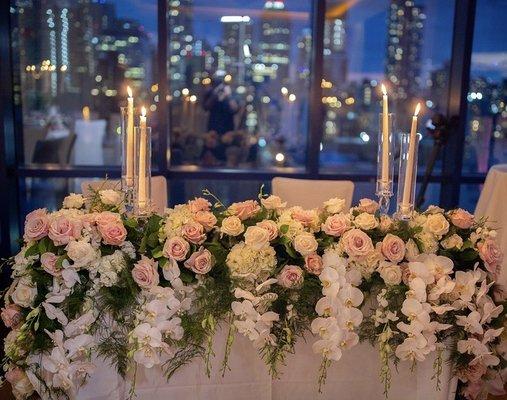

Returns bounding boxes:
[127,86,133,98]
[381,83,387,96]
[414,103,421,116]
[141,106,147,117]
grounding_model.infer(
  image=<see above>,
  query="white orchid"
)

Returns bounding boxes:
[64,311,95,337]
[457,338,489,355]
[43,302,69,326]
[456,311,484,335]
[454,270,481,303]
[401,298,431,326]
[428,276,455,302]
[312,337,343,361]
[480,300,503,325]
[395,337,428,362]
[417,254,453,280]
[407,277,427,302]
[337,307,363,330]
[311,317,342,339]
[64,334,94,360]
[231,300,257,320]
[338,284,364,308]
[407,261,435,285]
[41,347,72,390]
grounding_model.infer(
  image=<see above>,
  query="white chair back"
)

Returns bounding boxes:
[272,177,354,210]
[80,176,168,214]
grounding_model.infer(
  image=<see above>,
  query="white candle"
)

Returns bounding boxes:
[126,86,135,185]
[138,106,147,208]
[381,84,389,182]
[402,103,421,207]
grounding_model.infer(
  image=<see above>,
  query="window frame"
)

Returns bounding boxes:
[0,0,481,258]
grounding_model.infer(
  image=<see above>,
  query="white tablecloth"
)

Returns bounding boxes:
[79,327,457,400]
[475,164,507,287]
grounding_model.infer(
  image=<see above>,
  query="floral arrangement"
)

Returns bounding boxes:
[1,187,506,400]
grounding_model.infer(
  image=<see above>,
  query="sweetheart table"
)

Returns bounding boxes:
[1,191,504,400]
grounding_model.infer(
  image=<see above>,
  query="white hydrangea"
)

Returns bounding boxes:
[93,250,126,287]
[161,204,194,240]
[226,242,277,284]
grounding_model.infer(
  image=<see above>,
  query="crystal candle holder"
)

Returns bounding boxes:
[396,132,420,220]
[134,126,152,217]
[376,112,394,214]
[120,106,137,210]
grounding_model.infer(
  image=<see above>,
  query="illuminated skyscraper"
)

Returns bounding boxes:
[255,0,291,84]
[323,1,348,86]
[168,0,194,90]
[220,15,253,84]
[385,0,425,104]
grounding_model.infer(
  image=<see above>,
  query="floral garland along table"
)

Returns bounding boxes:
[1,188,506,400]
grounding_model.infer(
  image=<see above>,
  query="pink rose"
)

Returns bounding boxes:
[461,381,483,400]
[291,207,318,228]
[95,211,122,228]
[188,197,211,213]
[256,220,278,241]
[228,200,260,220]
[5,368,33,397]
[194,211,217,232]
[132,256,159,289]
[1,304,23,328]
[48,215,82,246]
[184,247,214,274]
[98,220,127,246]
[181,222,206,244]
[322,214,350,237]
[450,209,474,229]
[457,362,487,383]
[381,234,406,263]
[163,236,190,261]
[357,198,379,214]
[277,265,304,288]
[304,253,323,275]
[23,208,49,242]
[40,252,61,276]
[400,263,411,285]
[341,228,374,259]
[478,238,503,275]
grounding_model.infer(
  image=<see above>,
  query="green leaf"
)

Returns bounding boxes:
[123,218,138,228]
[180,270,194,284]
[159,257,168,268]
[280,225,289,234]
[25,243,40,257]
[152,247,163,259]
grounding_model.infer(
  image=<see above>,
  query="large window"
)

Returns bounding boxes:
[167,0,312,170]
[11,0,158,167]
[319,0,455,175]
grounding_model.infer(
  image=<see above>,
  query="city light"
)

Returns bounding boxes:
[288,94,296,102]
[202,78,211,85]
[359,132,370,142]
[224,74,232,83]
[275,153,285,162]
[220,16,251,23]
[189,95,197,103]
[281,87,288,95]
[182,88,189,96]
[345,97,355,105]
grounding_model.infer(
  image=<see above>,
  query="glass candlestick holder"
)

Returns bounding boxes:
[120,106,137,211]
[396,132,420,220]
[376,113,395,214]
[134,126,152,217]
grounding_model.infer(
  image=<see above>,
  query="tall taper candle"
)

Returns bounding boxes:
[126,86,134,184]
[138,106,147,208]
[381,84,389,182]
[401,103,421,206]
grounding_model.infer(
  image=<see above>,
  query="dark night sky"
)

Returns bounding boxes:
[112,0,507,79]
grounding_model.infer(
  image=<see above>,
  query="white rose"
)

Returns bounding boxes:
[293,232,318,256]
[378,261,402,285]
[66,240,99,268]
[354,212,379,230]
[441,234,463,250]
[409,213,427,229]
[99,189,122,206]
[63,193,84,209]
[221,216,245,236]
[323,197,345,214]
[424,214,450,238]
[261,195,287,210]
[244,226,270,250]
[11,278,37,308]
[405,239,420,261]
